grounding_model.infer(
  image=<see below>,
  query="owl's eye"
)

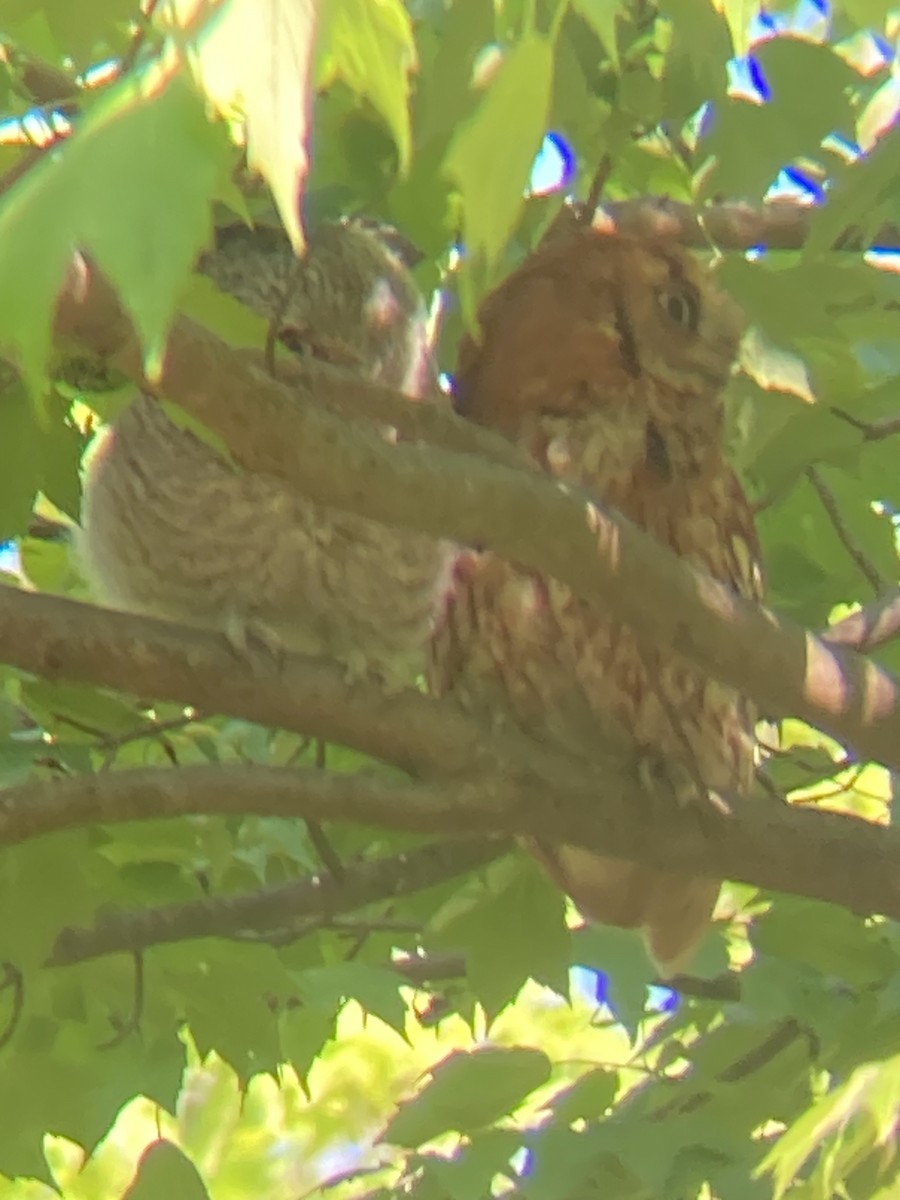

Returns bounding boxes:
[658,286,700,332]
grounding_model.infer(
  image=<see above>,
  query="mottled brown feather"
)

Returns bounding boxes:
[79,221,451,682]
[429,229,762,974]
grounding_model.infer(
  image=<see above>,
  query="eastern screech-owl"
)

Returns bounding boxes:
[79,220,450,679]
[429,227,762,974]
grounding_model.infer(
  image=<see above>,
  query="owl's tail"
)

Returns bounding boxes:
[526,840,720,977]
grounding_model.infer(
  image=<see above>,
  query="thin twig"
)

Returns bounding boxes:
[306,739,345,881]
[119,0,161,76]
[582,153,614,222]
[47,838,507,966]
[831,407,900,442]
[806,467,887,596]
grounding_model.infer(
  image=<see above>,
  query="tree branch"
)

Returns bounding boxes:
[0,587,490,777]
[806,467,887,597]
[592,196,900,252]
[824,589,900,653]
[5,753,900,921]
[831,408,900,442]
[47,837,505,966]
[47,258,900,769]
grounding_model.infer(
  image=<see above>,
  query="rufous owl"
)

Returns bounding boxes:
[79,219,450,680]
[429,226,762,974]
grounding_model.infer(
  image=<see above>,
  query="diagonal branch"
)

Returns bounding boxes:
[806,467,888,597]
[4,751,900,920]
[831,408,900,443]
[0,585,546,779]
[824,588,900,653]
[48,837,506,967]
[48,257,900,769]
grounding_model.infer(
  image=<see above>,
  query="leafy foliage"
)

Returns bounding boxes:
[0,0,899,1198]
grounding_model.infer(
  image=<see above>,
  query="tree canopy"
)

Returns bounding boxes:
[1,1,900,1198]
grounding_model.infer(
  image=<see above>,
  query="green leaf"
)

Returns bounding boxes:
[0,383,43,538]
[176,1056,242,1163]
[34,0,136,66]
[0,1035,182,1181]
[761,744,847,796]
[431,856,570,1019]
[718,0,757,57]
[179,271,270,350]
[719,253,882,370]
[157,942,290,1079]
[20,679,142,738]
[76,76,229,377]
[660,0,732,122]
[0,70,228,390]
[757,1055,900,1199]
[573,924,657,1039]
[753,898,893,988]
[414,0,495,145]
[0,835,101,969]
[757,469,897,625]
[317,0,416,173]
[837,0,900,29]
[424,1129,524,1200]
[181,0,316,252]
[443,34,554,296]
[806,123,900,258]
[546,1068,618,1122]
[703,38,856,199]
[296,963,408,1036]
[384,1047,551,1147]
[122,1139,210,1200]
[572,0,620,70]
[0,384,80,538]
[521,1123,633,1200]
[279,1004,337,1086]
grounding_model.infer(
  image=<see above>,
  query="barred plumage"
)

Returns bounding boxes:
[429,229,762,973]
[79,221,450,681]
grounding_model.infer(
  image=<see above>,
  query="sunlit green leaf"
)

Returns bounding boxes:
[443,33,553,308]
[122,1139,210,1200]
[384,1047,551,1147]
[317,0,416,173]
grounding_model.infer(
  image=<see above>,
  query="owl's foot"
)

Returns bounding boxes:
[223,612,286,674]
[336,648,416,696]
[637,749,733,828]
[637,749,706,810]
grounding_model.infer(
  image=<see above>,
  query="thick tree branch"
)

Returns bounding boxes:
[48,837,505,966]
[0,586,583,784]
[824,589,900,653]
[5,754,900,921]
[48,259,900,769]
[593,196,900,252]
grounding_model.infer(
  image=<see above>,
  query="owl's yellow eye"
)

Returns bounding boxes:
[658,286,700,332]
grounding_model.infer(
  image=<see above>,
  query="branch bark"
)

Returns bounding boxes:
[591,196,900,252]
[824,588,900,653]
[4,751,900,921]
[48,257,900,769]
[47,837,506,966]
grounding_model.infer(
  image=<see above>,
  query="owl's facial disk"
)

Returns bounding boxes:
[611,237,743,395]
[453,230,744,440]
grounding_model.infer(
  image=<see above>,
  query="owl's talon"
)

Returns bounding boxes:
[637,749,705,809]
[224,613,286,674]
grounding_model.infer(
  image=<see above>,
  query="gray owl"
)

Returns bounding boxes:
[78,220,451,680]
